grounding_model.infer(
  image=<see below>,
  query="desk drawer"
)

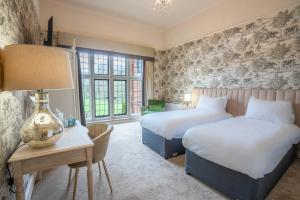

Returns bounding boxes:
[22,149,87,173]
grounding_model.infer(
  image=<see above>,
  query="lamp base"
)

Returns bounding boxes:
[186,102,189,107]
[20,90,63,148]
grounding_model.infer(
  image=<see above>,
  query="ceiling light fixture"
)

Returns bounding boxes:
[152,0,173,15]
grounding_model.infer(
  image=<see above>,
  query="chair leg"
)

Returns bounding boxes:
[97,162,101,176]
[72,168,79,200]
[102,160,112,193]
[67,168,72,189]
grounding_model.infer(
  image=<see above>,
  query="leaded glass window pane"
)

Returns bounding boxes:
[94,54,108,75]
[79,52,90,75]
[130,59,143,77]
[82,78,92,119]
[131,80,142,114]
[113,80,127,115]
[113,57,126,76]
[94,80,109,117]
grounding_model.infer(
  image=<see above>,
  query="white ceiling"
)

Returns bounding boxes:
[56,0,219,28]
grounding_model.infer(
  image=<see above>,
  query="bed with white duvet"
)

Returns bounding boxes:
[183,116,300,179]
[183,95,300,200]
[140,109,231,140]
[140,96,232,159]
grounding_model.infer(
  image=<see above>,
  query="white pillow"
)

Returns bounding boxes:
[196,95,227,113]
[245,96,295,124]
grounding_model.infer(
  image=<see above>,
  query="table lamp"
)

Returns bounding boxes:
[3,44,74,148]
[184,93,192,107]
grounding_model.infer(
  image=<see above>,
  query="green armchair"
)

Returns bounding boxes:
[141,99,166,116]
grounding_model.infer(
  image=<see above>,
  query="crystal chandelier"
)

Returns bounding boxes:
[152,0,173,15]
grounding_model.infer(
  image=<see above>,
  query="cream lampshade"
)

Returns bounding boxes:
[3,44,74,148]
[184,93,192,102]
[4,44,73,90]
[184,93,192,107]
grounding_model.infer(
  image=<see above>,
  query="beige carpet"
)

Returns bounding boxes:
[32,122,300,200]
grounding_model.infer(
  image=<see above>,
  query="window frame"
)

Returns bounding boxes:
[93,53,109,75]
[113,79,128,116]
[78,48,145,122]
[94,79,110,118]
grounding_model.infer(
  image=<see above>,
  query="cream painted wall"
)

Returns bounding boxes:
[39,0,164,50]
[164,0,300,49]
[57,32,155,57]
[39,0,299,50]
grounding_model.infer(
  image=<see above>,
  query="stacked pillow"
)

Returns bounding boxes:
[196,95,227,113]
[196,95,295,124]
[245,96,295,124]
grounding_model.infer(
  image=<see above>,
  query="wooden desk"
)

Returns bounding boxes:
[8,122,94,200]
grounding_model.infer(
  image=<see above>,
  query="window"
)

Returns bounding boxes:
[131,80,142,114]
[94,54,108,75]
[79,52,90,75]
[130,59,143,77]
[79,49,144,121]
[94,79,109,117]
[113,57,126,76]
[82,78,92,119]
[129,59,143,114]
[113,80,127,115]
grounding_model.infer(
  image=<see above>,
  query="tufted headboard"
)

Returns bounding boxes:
[192,88,300,127]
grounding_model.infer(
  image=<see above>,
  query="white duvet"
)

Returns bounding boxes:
[140,109,232,140]
[182,117,300,179]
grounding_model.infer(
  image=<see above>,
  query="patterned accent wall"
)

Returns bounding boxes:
[154,5,300,102]
[0,0,40,194]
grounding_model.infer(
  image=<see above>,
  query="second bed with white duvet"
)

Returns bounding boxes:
[183,116,300,179]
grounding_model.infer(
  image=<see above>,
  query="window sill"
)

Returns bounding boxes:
[86,115,141,125]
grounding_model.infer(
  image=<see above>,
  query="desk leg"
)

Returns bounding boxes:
[86,147,94,200]
[36,171,43,182]
[12,162,24,200]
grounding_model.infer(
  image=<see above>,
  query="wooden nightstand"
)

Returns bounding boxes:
[165,103,192,111]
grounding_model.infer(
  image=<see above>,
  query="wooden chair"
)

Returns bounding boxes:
[67,123,113,200]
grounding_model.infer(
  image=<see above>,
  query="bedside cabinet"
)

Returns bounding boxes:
[165,103,192,111]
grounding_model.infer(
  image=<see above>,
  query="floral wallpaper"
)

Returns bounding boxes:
[154,5,300,102]
[0,0,40,195]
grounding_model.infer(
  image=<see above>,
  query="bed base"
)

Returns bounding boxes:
[185,146,296,200]
[142,128,185,159]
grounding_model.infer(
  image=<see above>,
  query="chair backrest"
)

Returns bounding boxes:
[148,99,165,107]
[87,123,114,163]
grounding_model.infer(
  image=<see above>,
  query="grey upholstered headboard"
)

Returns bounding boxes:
[192,88,300,127]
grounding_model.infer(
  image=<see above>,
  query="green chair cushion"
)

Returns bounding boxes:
[142,110,158,115]
[148,105,162,111]
[148,99,165,107]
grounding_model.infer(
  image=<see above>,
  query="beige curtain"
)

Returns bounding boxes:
[48,47,81,122]
[144,61,154,106]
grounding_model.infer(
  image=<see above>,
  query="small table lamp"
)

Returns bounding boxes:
[3,44,74,148]
[184,93,192,107]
